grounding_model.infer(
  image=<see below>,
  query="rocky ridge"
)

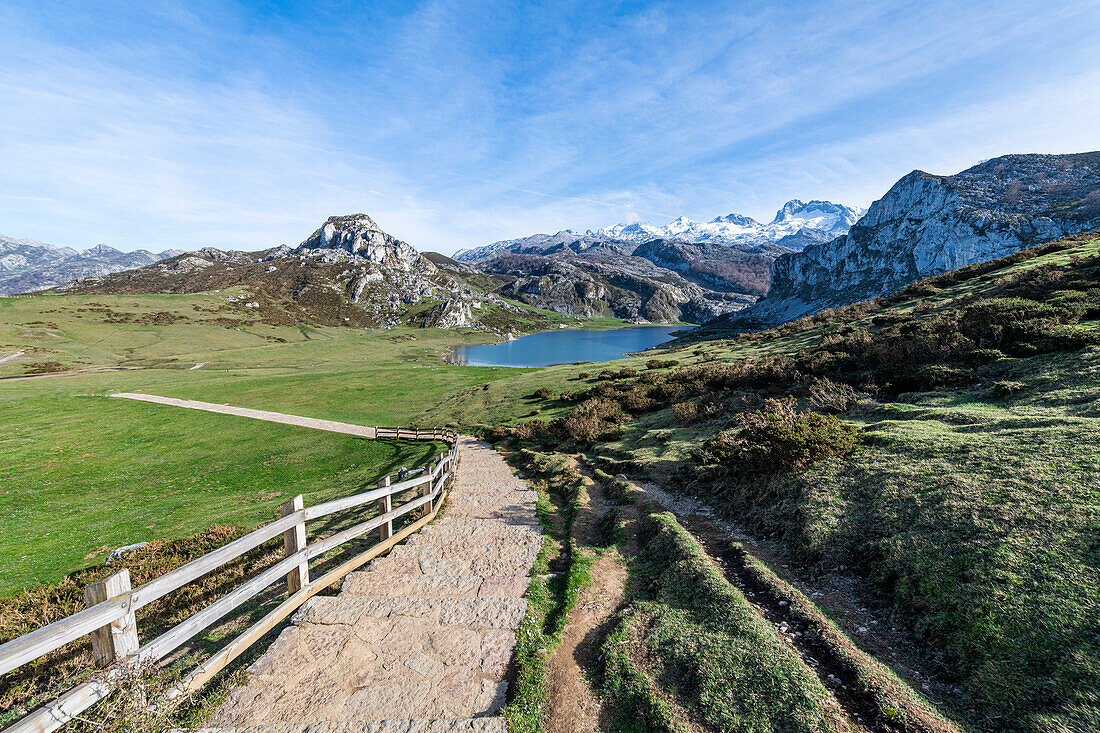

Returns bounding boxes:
[712,152,1100,329]
[0,234,183,295]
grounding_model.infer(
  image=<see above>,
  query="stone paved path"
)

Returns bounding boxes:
[200,436,539,733]
[111,393,377,438]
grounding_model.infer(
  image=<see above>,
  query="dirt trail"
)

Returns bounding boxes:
[543,464,640,733]
[628,478,957,733]
[111,393,377,438]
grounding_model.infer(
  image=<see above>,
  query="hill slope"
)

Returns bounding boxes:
[432,231,1100,732]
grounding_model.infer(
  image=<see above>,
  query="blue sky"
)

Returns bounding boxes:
[1,1,1098,255]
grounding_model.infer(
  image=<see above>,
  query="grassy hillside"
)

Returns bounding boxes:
[467,233,1100,732]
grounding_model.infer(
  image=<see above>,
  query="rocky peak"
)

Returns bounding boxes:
[84,243,124,257]
[296,213,429,271]
[710,213,760,227]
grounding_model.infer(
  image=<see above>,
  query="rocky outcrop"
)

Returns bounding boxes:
[481,252,752,323]
[297,214,425,270]
[0,235,182,295]
[728,152,1100,327]
[630,239,775,296]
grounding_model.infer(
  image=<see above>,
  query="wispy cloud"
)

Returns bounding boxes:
[0,1,1097,254]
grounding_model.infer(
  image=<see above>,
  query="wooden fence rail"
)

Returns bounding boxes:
[0,427,459,733]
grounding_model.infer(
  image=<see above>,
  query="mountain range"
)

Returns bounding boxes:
[51,213,759,330]
[9,152,1098,337]
[0,235,183,295]
[454,199,864,262]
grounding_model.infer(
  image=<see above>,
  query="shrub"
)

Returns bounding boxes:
[515,419,549,441]
[914,364,973,389]
[598,367,639,381]
[532,387,555,400]
[483,424,512,443]
[701,398,861,473]
[1040,325,1100,351]
[991,380,1026,396]
[671,401,699,424]
[622,386,658,414]
[646,358,679,370]
[962,348,1004,366]
[577,372,590,379]
[557,398,628,445]
[808,378,858,413]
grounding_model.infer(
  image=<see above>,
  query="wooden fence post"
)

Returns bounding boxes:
[378,476,392,541]
[280,495,308,594]
[83,569,139,667]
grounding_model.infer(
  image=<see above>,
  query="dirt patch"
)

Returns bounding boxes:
[0,366,138,381]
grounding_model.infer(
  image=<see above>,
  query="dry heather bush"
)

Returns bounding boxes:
[622,386,658,414]
[558,398,629,445]
[515,419,549,441]
[808,378,858,413]
[671,401,699,424]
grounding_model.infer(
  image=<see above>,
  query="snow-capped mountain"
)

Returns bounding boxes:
[454,200,864,262]
[593,200,864,248]
[0,234,184,295]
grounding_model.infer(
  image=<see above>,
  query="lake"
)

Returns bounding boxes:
[453,325,684,368]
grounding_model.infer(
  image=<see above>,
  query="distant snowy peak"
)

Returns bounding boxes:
[590,200,864,249]
[594,221,663,242]
[770,199,865,234]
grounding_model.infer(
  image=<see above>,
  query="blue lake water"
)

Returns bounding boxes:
[453,326,684,368]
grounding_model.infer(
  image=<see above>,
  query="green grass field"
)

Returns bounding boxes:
[0,391,442,594]
[0,292,639,594]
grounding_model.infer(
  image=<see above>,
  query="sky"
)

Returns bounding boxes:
[1,1,1098,256]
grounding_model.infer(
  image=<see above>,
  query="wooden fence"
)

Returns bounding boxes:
[375,426,454,441]
[0,427,459,733]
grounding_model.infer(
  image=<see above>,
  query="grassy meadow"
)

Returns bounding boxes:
[0,290,638,594]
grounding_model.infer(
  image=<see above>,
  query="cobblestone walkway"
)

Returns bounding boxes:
[201,437,539,733]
